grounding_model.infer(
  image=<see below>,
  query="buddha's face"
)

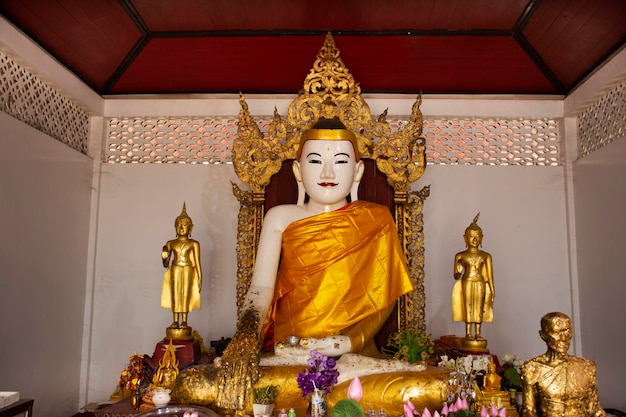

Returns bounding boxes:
[294,139,362,206]
[541,317,572,354]
[464,229,482,248]
[176,218,192,236]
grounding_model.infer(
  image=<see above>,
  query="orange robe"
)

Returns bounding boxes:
[262,200,413,352]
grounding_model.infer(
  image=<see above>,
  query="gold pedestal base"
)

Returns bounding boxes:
[166,326,193,340]
[459,338,488,353]
[475,389,519,417]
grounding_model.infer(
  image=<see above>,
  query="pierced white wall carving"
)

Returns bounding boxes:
[106,117,242,164]
[106,116,561,166]
[412,118,559,166]
[0,51,89,154]
[578,80,626,159]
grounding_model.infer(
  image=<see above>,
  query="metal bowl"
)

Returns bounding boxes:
[286,335,301,346]
[135,405,219,417]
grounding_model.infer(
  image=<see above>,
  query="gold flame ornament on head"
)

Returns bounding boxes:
[466,213,482,234]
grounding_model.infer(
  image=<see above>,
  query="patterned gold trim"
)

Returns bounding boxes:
[232,33,428,332]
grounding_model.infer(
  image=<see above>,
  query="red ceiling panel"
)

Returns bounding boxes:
[1,0,142,89]
[130,0,528,33]
[112,35,554,95]
[524,0,626,89]
[337,36,555,93]
[1,0,623,95]
[111,36,335,94]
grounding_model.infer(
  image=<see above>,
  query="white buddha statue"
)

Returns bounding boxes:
[173,118,449,416]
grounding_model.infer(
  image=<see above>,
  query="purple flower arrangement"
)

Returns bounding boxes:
[297,349,339,397]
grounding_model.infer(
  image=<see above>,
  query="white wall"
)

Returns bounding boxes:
[0,112,94,416]
[421,165,572,361]
[86,163,242,402]
[573,137,626,410]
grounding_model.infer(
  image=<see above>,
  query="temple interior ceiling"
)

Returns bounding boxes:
[1,0,624,97]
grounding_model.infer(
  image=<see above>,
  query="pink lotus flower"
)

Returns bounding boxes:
[480,405,489,417]
[403,400,415,417]
[433,412,441,417]
[490,404,499,416]
[498,408,507,417]
[460,398,469,409]
[421,408,432,417]
[455,397,464,410]
[441,404,449,415]
[347,377,363,401]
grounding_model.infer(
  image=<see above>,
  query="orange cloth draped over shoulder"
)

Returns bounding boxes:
[261,200,413,352]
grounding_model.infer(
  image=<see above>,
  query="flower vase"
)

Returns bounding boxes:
[308,389,326,417]
[253,403,275,417]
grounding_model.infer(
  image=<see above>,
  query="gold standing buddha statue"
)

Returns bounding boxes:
[161,203,203,340]
[452,213,494,352]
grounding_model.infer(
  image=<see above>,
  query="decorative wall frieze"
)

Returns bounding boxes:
[0,51,89,154]
[578,80,626,159]
[106,116,561,166]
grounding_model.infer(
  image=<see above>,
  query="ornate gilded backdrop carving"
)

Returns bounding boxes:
[232,33,429,331]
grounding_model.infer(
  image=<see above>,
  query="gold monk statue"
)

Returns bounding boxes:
[521,312,606,417]
[452,213,494,346]
[161,203,202,332]
[174,119,450,415]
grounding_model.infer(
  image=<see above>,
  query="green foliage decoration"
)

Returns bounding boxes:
[384,328,434,363]
[331,399,365,417]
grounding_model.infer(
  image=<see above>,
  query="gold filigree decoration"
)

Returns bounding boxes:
[397,186,430,332]
[232,97,286,194]
[231,182,264,316]
[373,97,426,193]
[232,33,428,332]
